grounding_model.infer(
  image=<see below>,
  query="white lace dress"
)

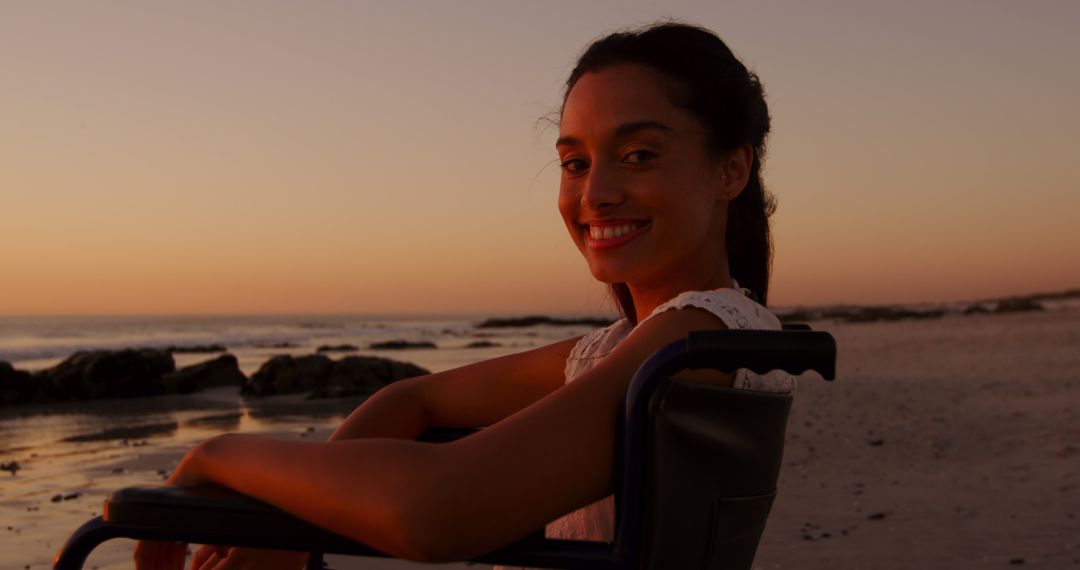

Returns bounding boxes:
[493,286,793,570]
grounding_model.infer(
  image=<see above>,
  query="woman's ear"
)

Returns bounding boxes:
[717,144,753,201]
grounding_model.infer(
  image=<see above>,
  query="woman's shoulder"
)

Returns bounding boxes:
[641,286,781,331]
[640,286,793,393]
[568,318,633,361]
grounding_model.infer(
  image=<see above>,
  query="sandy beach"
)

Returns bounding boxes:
[2,306,1078,569]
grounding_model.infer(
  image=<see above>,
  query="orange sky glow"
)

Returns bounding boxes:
[2,1,1078,316]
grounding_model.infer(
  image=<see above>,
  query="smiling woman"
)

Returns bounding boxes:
[133,22,792,570]
[557,25,776,321]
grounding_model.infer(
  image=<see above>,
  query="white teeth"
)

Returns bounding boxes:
[590,223,641,240]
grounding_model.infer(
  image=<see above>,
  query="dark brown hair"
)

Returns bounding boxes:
[563,23,776,320]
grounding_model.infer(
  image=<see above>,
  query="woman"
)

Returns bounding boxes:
[136,22,791,570]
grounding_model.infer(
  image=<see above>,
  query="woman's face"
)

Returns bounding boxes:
[557,64,730,290]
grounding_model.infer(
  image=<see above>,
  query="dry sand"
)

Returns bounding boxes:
[2,308,1077,569]
[757,308,1080,569]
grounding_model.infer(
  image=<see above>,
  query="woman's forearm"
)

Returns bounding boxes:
[180,432,444,560]
[329,382,428,442]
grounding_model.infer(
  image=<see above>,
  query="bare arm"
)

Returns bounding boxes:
[171,308,728,562]
[327,335,581,441]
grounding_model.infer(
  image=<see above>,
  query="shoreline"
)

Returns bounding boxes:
[2,308,1078,568]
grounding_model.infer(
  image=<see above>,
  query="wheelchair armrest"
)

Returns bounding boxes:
[104,485,388,556]
[103,485,614,569]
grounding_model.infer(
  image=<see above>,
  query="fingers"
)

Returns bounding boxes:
[195,550,223,570]
[190,544,216,570]
[134,540,187,570]
[192,547,309,570]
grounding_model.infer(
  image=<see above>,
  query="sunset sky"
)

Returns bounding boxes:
[2,1,1078,316]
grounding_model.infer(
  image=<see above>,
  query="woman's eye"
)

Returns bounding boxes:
[623,150,656,165]
[560,158,589,174]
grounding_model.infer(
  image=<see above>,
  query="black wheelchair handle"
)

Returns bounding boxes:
[685,329,836,380]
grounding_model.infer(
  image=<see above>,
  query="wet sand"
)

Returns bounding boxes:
[3,308,1078,569]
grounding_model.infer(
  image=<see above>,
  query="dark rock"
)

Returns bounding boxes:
[869,438,885,446]
[316,344,359,353]
[1009,558,1025,565]
[33,349,175,401]
[1,461,20,474]
[369,340,437,350]
[776,306,862,323]
[51,494,62,503]
[867,512,887,520]
[311,356,429,399]
[995,298,1043,313]
[962,303,990,315]
[161,354,246,394]
[476,315,613,329]
[244,353,429,399]
[254,341,299,349]
[1,361,40,406]
[243,354,334,396]
[165,344,227,354]
[465,340,502,348]
[844,306,946,323]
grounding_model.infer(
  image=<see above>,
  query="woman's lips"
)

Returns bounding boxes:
[583,221,650,250]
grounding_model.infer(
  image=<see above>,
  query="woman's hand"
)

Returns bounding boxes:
[188,545,308,570]
[133,540,189,570]
[133,438,218,569]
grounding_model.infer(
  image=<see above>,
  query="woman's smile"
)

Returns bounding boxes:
[583,220,651,250]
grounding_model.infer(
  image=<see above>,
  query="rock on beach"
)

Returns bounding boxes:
[243,354,429,398]
[35,348,176,401]
[161,354,247,394]
[1,361,38,406]
[368,340,437,350]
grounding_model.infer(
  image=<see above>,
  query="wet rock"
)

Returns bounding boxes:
[165,344,227,354]
[244,354,428,398]
[869,438,885,446]
[868,512,888,520]
[465,340,501,348]
[962,303,990,315]
[254,341,299,349]
[161,354,246,394]
[1,460,20,474]
[243,354,334,396]
[844,306,946,323]
[368,340,437,350]
[995,298,1043,313]
[1,361,41,406]
[1009,558,1025,565]
[313,355,429,398]
[476,315,613,328]
[34,349,175,401]
[316,344,359,353]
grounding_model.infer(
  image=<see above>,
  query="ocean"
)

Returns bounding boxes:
[0,313,609,374]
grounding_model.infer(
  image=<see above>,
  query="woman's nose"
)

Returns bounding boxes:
[581,164,624,211]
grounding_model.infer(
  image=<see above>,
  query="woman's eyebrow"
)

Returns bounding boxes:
[556,120,675,149]
[614,120,674,138]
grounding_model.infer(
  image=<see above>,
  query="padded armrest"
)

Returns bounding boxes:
[104,485,615,569]
[105,485,389,555]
